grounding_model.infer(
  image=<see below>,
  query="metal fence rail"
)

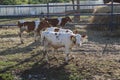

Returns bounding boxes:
[0,1,120,31]
[0,3,119,17]
[0,0,104,16]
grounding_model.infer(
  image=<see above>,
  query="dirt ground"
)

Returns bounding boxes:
[0,27,120,80]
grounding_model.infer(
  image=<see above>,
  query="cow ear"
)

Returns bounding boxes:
[70,35,76,41]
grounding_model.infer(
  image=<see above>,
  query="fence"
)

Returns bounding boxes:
[0,0,104,17]
[0,0,120,31]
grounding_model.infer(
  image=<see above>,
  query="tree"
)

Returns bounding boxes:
[0,0,24,5]
[0,0,71,5]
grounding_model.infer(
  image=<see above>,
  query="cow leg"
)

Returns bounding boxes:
[19,31,24,44]
[40,32,45,46]
[65,47,70,63]
[19,27,25,44]
[43,39,49,63]
[51,48,59,63]
[38,31,42,43]
[43,49,49,63]
[34,31,37,42]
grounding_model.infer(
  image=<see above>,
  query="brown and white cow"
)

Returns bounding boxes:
[44,16,72,27]
[18,19,51,44]
[41,31,87,63]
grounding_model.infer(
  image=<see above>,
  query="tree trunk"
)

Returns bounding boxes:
[71,0,75,10]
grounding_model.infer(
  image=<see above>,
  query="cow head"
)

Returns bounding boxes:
[75,34,88,47]
[81,34,88,43]
[70,35,76,44]
[65,16,72,23]
[75,34,81,47]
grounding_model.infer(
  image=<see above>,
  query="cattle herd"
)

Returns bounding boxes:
[17,16,87,63]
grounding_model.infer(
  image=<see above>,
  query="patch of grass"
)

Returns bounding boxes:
[0,61,17,70]
[0,61,16,66]
[0,73,14,80]
[69,73,84,80]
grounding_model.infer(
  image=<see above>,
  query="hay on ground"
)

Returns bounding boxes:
[88,2,120,36]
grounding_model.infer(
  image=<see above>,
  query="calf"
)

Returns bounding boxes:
[41,31,86,62]
[44,16,72,27]
[18,20,51,43]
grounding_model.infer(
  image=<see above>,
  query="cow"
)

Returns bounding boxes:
[44,16,72,27]
[41,31,87,63]
[18,19,51,44]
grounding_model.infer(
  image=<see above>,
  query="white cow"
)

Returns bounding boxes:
[41,31,86,62]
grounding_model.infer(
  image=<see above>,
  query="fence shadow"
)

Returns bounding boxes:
[0,50,71,80]
[21,56,70,80]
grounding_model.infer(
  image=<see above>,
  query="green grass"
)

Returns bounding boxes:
[0,61,16,66]
[0,73,14,80]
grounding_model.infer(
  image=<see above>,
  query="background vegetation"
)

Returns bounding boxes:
[0,0,71,5]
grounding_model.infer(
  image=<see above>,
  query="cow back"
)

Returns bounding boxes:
[45,18,59,27]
